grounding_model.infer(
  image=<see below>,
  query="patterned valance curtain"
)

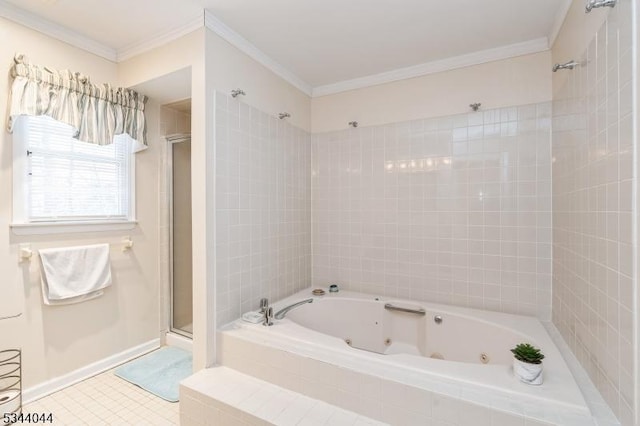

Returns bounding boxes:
[7,54,148,152]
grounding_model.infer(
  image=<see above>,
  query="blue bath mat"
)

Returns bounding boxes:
[114,347,192,402]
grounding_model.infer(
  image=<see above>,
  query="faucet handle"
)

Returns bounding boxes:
[259,298,269,313]
[262,306,273,326]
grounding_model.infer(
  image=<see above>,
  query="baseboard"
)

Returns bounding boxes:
[22,338,160,404]
[165,332,192,353]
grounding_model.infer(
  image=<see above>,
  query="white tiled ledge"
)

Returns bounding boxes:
[543,323,621,426]
[180,367,384,426]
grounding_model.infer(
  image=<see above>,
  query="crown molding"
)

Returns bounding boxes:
[548,0,573,48]
[0,1,556,100]
[0,0,204,64]
[117,14,204,62]
[312,37,550,97]
[204,10,313,97]
[0,0,117,62]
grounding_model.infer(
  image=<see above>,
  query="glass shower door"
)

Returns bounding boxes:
[169,136,193,336]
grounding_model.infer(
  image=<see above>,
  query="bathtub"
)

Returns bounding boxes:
[284,294,529,363]
[219,289,594,425]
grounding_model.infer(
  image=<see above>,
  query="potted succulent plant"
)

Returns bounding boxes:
[511,343,545,385]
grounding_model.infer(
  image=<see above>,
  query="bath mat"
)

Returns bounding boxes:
[114,347,192,402]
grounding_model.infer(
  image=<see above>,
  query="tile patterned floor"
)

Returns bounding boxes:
[22,369,179,425]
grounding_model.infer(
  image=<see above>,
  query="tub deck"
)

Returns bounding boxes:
[217,289,599,425]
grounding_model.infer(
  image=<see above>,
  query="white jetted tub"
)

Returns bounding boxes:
[284,293,528,363]
[220,289,594,424]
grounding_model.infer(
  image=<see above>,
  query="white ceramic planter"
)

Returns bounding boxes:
[513,358,543,385]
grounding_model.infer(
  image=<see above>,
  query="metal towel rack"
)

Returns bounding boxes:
[0,349,22,419]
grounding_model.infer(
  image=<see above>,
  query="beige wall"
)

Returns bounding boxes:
[0,17,161,390]
[117,30,204,93]
[119,28,211,370]
[204,30,311,132]
[311,51,552,133]
[118,27,313,370]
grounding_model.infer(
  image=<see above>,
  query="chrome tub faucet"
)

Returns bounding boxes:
[274,298,313,320]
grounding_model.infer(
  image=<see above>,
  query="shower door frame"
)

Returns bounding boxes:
[167,135,192,339]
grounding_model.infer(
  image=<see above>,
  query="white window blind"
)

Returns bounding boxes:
[13,116,133,223]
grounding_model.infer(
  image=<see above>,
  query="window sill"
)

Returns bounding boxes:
[10,220,137,235]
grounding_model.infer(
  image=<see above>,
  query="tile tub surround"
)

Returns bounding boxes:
[311,102,553,319]
[214,92,313,326]
[216,319,589,426]
[551,3,635,424]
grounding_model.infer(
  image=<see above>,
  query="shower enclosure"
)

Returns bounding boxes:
[167,133,192,337]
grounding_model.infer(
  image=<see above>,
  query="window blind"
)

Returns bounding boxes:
[15,116,132,222]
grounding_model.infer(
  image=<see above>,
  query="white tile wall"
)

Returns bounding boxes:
[214,92,312,326]
[551,3,635,424]
[312,103,553,319]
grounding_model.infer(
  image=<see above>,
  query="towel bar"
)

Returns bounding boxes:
[18,238,134,262]
[121,236,134,252]
[18,244,32,262]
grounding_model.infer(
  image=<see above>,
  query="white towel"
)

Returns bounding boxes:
[39,244,112,305]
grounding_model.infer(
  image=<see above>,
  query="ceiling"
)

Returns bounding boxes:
[195,0,566,87]
[130,67,192,106]
[164,99,192,114]
[1,0,203,52]
[0,0,570,94]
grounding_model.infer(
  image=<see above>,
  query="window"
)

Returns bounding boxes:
[12,116,136,232]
